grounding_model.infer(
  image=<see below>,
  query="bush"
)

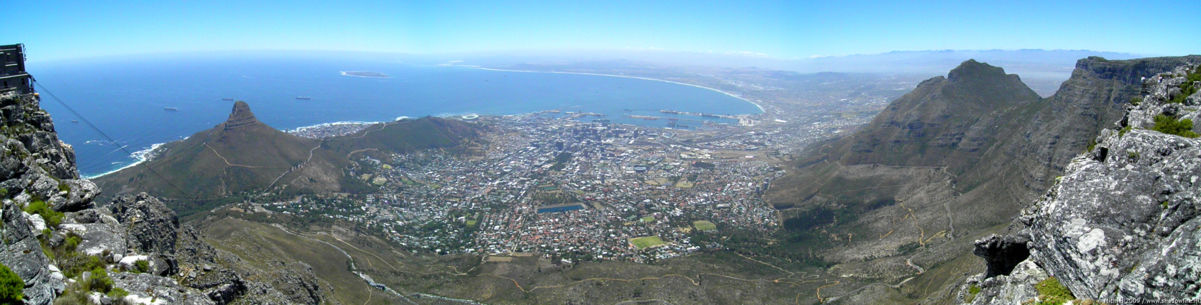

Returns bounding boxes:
[107,287,129,300]
[134,260,150,274]
[85,267,112,293]
[0,263,23,304]
[23,199,63,228]
[1170,66,1201,104]
[1151,115,1199,138]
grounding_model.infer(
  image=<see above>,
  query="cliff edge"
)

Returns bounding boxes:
[967,62,1201,304]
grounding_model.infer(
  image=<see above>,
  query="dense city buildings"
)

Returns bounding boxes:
[259,106,868,262]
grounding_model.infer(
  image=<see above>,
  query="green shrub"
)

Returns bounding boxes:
[85,267,112,293]
[0,263,23,304]
[1170,66,1201,104]
[53,283,90,305]
[1119,126,1133,137]
[106,287,129,300]
[1151,115,1199,138]
[1034,276,1075,305]
[134,260,150,274]
[23,200,63,228]
[64,234,81,252]
[61,255,104,279]
[1130,97,1142,106]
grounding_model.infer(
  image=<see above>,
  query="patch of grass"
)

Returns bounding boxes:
[1130,97,1142,106]
[628,236,666,249]
[640,216,655,223]
[0,263,23,304]
[692,220,717,232]
[1034,276,1075,305]
[106,287,129,300]
[24,199,63,228]
[1151,115,1199,138]
[966,284,981,303]
[60,255,106,279]
[1119,125,1133,137]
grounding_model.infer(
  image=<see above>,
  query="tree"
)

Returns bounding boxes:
[0,263,24,304]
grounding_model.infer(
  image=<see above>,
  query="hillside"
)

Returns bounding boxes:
[763,56,1200,303]
[95,102,482,208]
[96,102,343,201]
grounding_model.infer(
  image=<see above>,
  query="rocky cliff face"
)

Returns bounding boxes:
[0,92,324,304]
[968,62,1201,304]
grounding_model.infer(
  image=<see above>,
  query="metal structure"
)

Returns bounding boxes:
[1,44,33,94]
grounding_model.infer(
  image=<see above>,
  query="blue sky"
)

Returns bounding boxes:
[5,0,1199,62]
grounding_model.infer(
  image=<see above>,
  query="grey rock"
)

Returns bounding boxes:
[64,221,128,261]
[1,201,61,305]
[111,272,216,305]
[111,193,179,275]
[966,259,1047,305]
[974,62,1201,305]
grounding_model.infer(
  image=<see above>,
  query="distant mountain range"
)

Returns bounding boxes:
[454,49,1145,96]
[94,101,481,211]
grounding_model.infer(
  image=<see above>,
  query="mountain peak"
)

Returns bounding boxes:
[947,59,1007,82]
[224,101,260,130]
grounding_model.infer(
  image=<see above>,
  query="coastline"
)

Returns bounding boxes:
[466,66,766,114]
[83,68,759,178]
[85,142,165,179]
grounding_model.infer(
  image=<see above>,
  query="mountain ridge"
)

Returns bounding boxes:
[764,56,1201,304]
[94,101,483,211]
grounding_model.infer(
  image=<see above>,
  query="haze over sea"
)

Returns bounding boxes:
[30,55,761,177]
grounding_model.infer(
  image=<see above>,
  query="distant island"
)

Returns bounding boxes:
[340,71,389,78]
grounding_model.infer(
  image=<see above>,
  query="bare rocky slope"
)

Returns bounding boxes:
[0,92,325,304]
[967,62,1201,304]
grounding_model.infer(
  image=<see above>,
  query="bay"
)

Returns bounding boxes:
[30,55,761,177]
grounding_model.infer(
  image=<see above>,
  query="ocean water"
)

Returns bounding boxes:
[29,55,760,177]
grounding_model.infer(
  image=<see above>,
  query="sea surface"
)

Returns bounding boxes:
[29,55,761,177]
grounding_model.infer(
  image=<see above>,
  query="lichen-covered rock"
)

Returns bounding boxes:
[1,201,61,305]
[965,259,1047,305]
[971,63,1201,305]
[111,192,179,275]
[111,272,216,305]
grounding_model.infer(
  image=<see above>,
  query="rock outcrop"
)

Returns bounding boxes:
[0,91,319,304]
[1,199,60,305]
[968,62,1201,304]
[111,193,180,275]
